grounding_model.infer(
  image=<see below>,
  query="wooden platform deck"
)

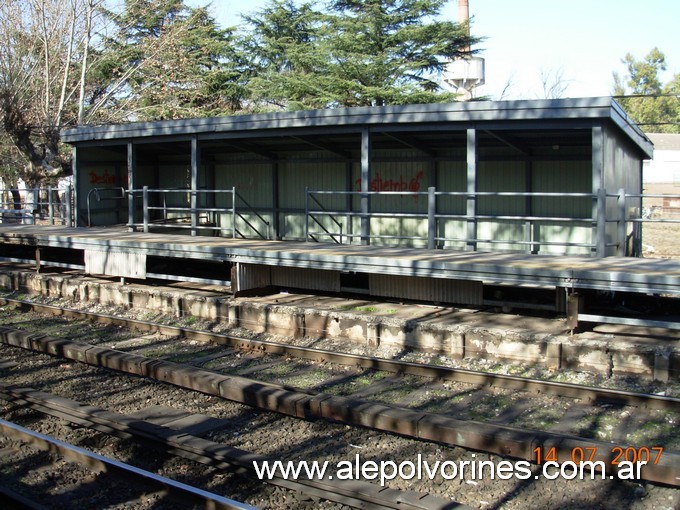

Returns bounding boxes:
[0,225,679,296]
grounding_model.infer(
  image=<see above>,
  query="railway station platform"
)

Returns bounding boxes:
[0,223,678,379]
[0,225,678,300]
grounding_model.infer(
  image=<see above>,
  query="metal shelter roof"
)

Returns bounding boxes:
[62,97,653,159]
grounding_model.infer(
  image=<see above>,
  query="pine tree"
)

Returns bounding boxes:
[96,0,247,121]
[243,0,478,110]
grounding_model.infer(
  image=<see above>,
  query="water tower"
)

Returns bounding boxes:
[443,0,485,100]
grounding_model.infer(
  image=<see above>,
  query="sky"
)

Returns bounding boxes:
[194,0,679,100]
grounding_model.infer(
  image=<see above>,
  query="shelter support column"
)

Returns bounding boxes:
[524,160,536,253]
[428,160,438,249]
[345,161,353,241]
[272,162,280,240]
[127,142,136,232]
[466,128,478,251]
[72,146,79,227]
[592,126,605,257]
[191,136,200,236]
[361,128,371,245]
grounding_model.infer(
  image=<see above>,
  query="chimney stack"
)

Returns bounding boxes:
[458,0,470,52]
[444,0,484,100]
[458,0,469,27]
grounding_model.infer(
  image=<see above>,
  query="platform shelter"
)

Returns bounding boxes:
[62,97,653,257]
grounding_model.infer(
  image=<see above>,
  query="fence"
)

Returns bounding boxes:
[304,187,663,257]
[77,187,680,256]
[124,187,271,239]
[0,186,73,226]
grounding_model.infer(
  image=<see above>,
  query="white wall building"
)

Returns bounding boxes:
[644,133,680,184]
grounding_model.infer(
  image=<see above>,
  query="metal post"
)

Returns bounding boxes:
[525,160,535,254]
[127,142,136,232]
[272,162,280,240]
[190,137,199,237]
[345,161,353,244]
[71,147,79,226]
[30,188,39,224]
[305,186,310,242]
[231,186,236,239]
[466,129,478,251]
[143,186,150,233]
[596,187,606,258]
[591,126,604,257]
[48,186,54,225]
[618,188,626,256]
[427,186,436,249]
[66,185,72,227]
[360,128,371,245]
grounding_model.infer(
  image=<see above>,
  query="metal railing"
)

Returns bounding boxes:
[127,187,270,239]
[86,187,125,227]
[305,187,630,255]
[0,186,73,226]
[622,192,680,257]
[77,184,679,257]
[305,187,344,244]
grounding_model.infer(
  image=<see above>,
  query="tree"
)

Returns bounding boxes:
[0,0,250,189]
[242,1,327,110]
[243,0,478,109]
[613,48,679,133]
[538,66,570,100]
[93,0,247,121]
[0,0,95,186]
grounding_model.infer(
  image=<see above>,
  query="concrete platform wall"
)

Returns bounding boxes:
[0,268,676,382]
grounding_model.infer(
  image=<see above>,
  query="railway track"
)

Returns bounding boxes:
[0,384,466,510]
[1,297,677,411]
[0,300,677,488]
[0,417,253,510]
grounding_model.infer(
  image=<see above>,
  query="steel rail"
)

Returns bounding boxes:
[2,297,677,412]
[0,328,678,487]
[0,418,254,510]
[0,384,467,510]
[0,484,47,510]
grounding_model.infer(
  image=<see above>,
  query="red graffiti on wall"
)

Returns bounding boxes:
[89,169,117,185]
[355,170,424,194]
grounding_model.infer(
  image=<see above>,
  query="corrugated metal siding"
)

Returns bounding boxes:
[603,124,642,255]
[233,212,273,239]
[477,161,525,216]
[440,220,467,249]
[437,160,467,249]
[305,213,350,243]
[436,160,466,211]
[77,146,127,226]
[282,213,306,240]
[532,161,591,217]
[476,220,525,251]
[369,274,483,305]
[349,150,441,246]
[280,153,346,210]
[212,158,272,238]
[351,150,429,214]
[369,217,429,247]
[85,250,146,278]
[533,223,591,255]
[531,160,591,254]
[234,263,271,292]
[215,158,272,208]
[271,267,341,292]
